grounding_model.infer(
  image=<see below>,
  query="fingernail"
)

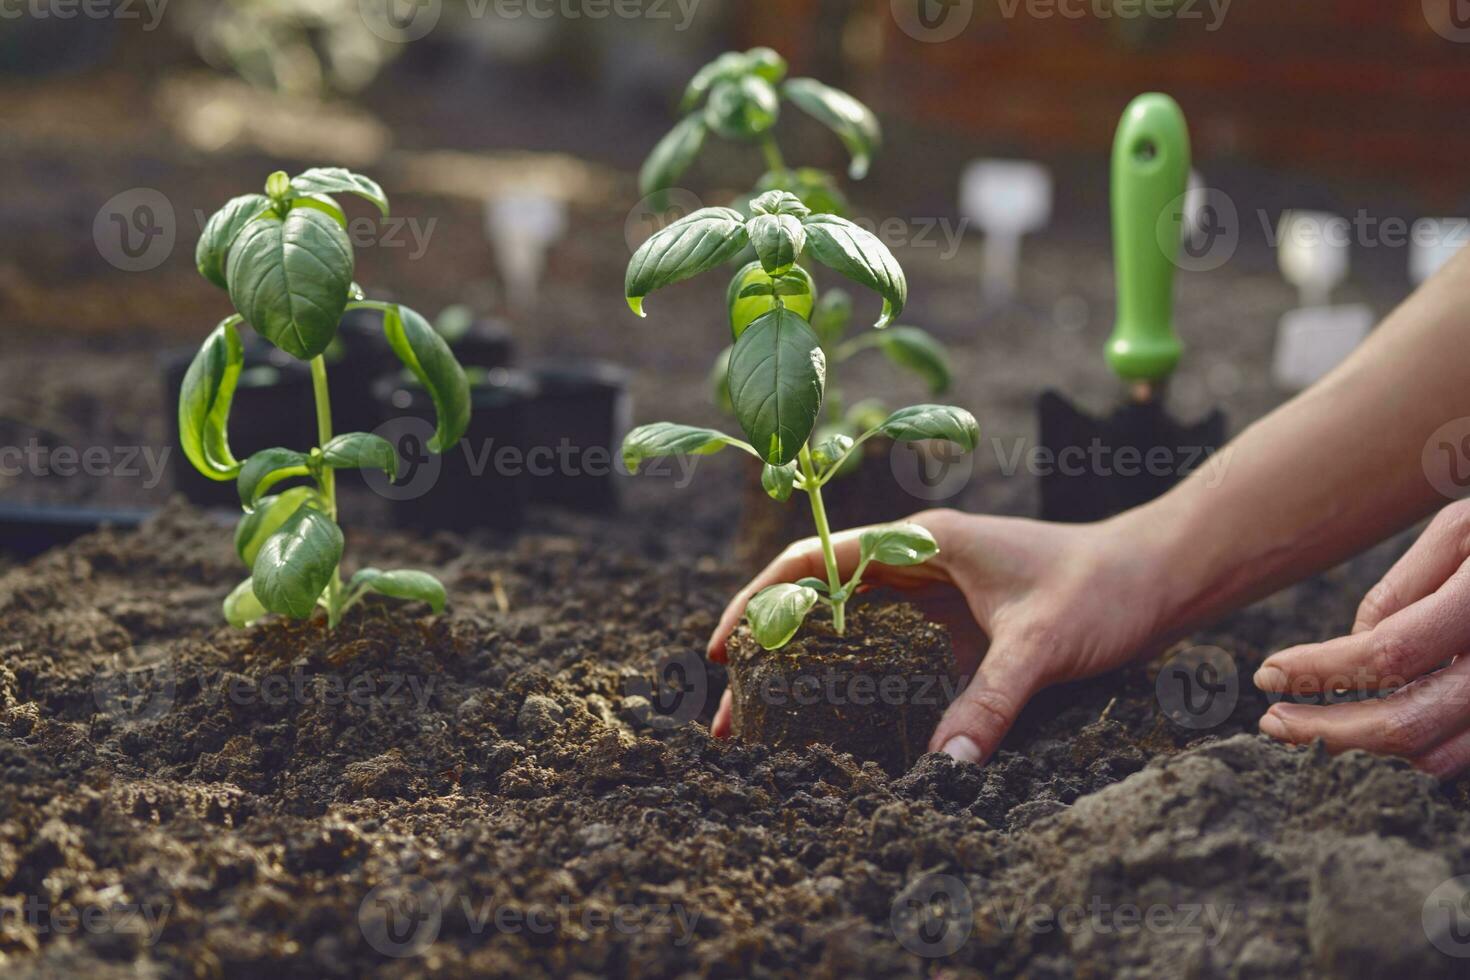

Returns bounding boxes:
[1253,663,1286,692]
[1258,710,1286,740]
[942,735,982,764]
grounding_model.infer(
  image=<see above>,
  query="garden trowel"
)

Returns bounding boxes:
[1038,94,1225,523]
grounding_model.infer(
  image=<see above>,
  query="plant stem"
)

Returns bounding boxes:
[760,134,786,175]
[799,445,845,634]
[310,355,344,628]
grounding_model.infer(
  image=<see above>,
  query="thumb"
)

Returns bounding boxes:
[927,645,1042,764]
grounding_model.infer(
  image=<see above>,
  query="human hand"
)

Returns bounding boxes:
[1253,500,1470,777]
[706,508,1177,764]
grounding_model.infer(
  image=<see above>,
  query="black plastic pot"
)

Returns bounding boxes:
[0,503,150,559]
[523,360,631,514]
[373,368,539,533]
[329,309,403,436]
[449,319,516,373]
[163,345,316,509]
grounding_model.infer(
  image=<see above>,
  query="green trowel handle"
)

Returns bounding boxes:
[1107,93,1191,384]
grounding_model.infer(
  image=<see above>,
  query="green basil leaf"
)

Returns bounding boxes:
[802,213,907,328]
[178,317,245,480]
[747,212,807,276]
[680,51,747,112]
[626,207,749,316]
[878,326,951,395]
[709,346,734,414]
[810,287,853,346]
[383,304,471,453]
[252,504,344,620]
[749,190,810,217]
[782,78,882,180]
[290,167,389,216]
[621,422,745,473]
[322,432,398,479]
[704,75,779,140]
[794,576,829,594]
[290,192,347,228]
[744,47,787,85]
[237,448,312,510]
[812,433,854,469]
[226,207,354,360]
[235,486,319,567]
[639,115,707,197]
[859,523,940,567]
[761,460,797,501]
[196,193,270,289]
[223,577,269,628]
[727,307,826,466]
[348,567,446,614]
[727,261,815,339]
[746,582,820,650]
[877,404,979,450]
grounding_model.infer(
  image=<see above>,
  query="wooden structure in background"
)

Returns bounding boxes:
[743,0,1470,204]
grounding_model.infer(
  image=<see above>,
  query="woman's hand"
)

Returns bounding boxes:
[1254,499,1470,777]
[706,508,1178,764]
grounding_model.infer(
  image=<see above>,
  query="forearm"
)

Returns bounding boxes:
[1126,248,1470,637]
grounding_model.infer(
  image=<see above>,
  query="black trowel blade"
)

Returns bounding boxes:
[1037,389,1226,523]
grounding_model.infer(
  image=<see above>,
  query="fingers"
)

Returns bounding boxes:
[1414,722,1470,778]
[711,689,732,739]
[1255,558,1470,694]
[927,644,1045,764]
[1353,504,1470,632]
[1257,655,1470,756]
[705,530,869,663]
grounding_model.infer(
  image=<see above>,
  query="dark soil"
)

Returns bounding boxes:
[727,599,953,777]
[2,503,1469,978]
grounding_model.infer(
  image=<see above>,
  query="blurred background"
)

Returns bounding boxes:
[2,0,1467,552]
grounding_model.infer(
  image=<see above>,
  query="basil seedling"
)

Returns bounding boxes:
[639,47,880,216]
[184,167,470,629]
[621,189,979,648]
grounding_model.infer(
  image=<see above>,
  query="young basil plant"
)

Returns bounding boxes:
[621,190,979,649]
[185,167,470,630]
[639,47,881,216]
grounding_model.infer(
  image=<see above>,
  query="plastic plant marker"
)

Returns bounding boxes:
[959,159,1051,307]
[485,191,568,310]
[1276,210,1349,309]
[1036,93,1225,523]
[1270,304,1373,391]
[1409,217,1469,286]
